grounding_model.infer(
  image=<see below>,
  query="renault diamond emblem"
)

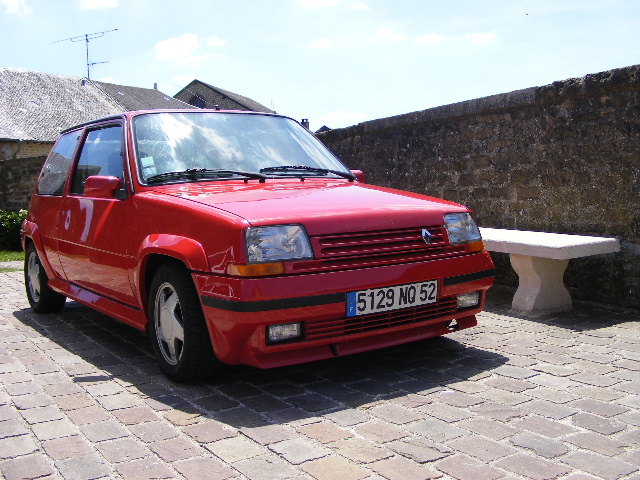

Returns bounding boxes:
[421,228,433,244]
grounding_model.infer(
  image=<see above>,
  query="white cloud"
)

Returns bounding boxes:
[466,29,498,44]
[154,34,212,67]
[80,0,117,9]
[373,28,407,42]
[207,36,227,47]
[0,0,33,14]
[414,33,446,45]
[303,37,335,50]
[297,0,339,7]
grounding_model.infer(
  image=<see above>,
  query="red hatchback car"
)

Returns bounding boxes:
[23,110,494,382]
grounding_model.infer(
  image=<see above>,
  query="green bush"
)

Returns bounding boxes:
[0,209,27,251]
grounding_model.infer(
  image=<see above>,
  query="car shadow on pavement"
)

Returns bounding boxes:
[12,298,511,430]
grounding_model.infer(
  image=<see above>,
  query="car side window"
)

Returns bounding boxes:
[70,125,124,196]
[36,131,80,195]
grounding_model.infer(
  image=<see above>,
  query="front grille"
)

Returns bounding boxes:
[305,297,458,341]
[291,226,465,273]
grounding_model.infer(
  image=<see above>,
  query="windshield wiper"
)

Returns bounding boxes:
[147,168,267,184]
[260,165,356,181]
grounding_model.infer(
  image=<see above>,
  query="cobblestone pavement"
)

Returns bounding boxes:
[0,268,639,480]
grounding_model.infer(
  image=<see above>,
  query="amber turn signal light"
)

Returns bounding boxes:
[227,262,286,277]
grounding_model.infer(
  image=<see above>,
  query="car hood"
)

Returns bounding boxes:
[152,179,468,235]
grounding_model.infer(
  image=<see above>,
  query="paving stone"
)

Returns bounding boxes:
[0,419,29,438]
[80,419,130,442]
[96,391,140,410]
[370,456,443,480]
[448,436,518,461]
[0,434,38,459]
[618,411,640,427]
[484,376,536,393]
[476,387,530,405]
[407,419,467,443]
[298,421,354,443]
[31,417,78,440]
[111,405,162,425]
[147,436,203,463]
[457,417,518,440]
[527,387,580,404]
[114,456,176,480]
[327,437,391,463]
[174,456,238,480]
[269,437,331,464]
[0,452,55,480]
[564,432,630,456]
[436,453,504,480]
[42,435,94,460]
[519,399,578,419]
[387,437,451,463]
[287,393,338,412]
[323,408,369,426]
[570,372,622,387]
[570,398,630,417]
[94,437,150,462]
[54,392,95,411]
[370,403,423,424]
[56,453,114,480]
[355,420,409,443]
[11,392,52,409]
[563,451,638,480]
[569,386,626,402]
[300,456,369,480]
[572,412,627,435]
[420,402,474,422]
[512,415,578,438]
[470,402,524,421]
[129,420,179,443]
[206,436,264,462]
[495,453,570,480]
[211,406,267,427]
[241,424,297,445]
[509,432,569,458]
[182,419,236,443]
[162,408,201,426]
[235,454,305,480]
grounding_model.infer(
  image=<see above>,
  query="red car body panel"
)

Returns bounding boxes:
[23,110,494,372]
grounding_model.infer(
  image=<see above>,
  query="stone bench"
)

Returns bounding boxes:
[479,227,620,314]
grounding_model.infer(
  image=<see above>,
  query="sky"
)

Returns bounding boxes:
[1,0,639,131]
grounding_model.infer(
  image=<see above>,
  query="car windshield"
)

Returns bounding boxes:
[132,112,349,183]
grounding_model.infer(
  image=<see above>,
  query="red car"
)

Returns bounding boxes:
[22,110,494,382]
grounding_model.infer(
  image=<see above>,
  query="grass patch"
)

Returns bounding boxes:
[0,250,24,262]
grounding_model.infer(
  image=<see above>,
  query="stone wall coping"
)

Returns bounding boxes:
[480,227,621,260]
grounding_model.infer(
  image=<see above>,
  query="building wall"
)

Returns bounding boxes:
[0,155,45,211]
[0,140,52,162]
[319,65,640,308]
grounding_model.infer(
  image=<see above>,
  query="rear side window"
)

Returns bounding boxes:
[37,131,80,195]
[70,125,124,195]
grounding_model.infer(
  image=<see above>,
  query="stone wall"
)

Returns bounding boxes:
[319,65,640,308]
[0,156,45,211]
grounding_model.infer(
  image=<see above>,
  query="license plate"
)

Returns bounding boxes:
[346,280,438,317]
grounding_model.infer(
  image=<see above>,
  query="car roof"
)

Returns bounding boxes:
[60,109,288,134]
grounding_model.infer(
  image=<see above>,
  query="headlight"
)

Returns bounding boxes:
[246,225,313,263]
[444,213,482,245]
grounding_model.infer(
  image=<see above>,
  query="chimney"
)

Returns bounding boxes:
[154,83,158,90]
[301,119,310,130]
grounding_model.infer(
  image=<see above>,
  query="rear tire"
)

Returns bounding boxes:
[148,262,220,382]
[24,243,66,313]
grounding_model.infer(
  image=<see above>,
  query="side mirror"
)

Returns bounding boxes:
[350,170,366,183]
[84,176,122,198]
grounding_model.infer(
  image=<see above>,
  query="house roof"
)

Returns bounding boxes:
[93,81,193,112]
[174,80,274,113]
[0,68,193,142]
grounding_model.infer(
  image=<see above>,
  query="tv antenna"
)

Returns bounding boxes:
[53,28,119,79]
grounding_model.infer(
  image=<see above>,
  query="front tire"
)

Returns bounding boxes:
[24,243,66,313]
[148,262,220,382]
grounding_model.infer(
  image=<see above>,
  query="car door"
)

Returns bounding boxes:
[56,123,138,307]
[29,130,82,279]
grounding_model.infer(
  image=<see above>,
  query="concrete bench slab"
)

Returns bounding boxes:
[479,228,620,314]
